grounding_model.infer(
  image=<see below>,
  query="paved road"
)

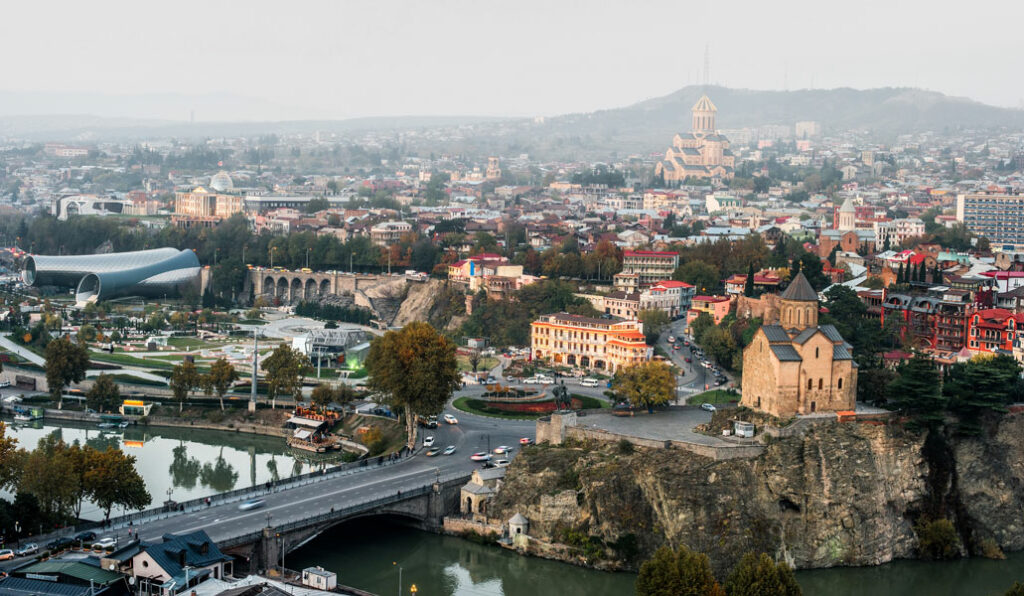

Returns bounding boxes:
[0,405,536,568]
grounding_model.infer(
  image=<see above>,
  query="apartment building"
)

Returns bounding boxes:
[369,220,413,246]
[620,250,679,287]
[530,313,651,373]
[956,193,1024,246]
[965,308,1024,353]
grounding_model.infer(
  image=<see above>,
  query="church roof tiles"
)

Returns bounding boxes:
[761,325,793,343]
[780,272,818,302]
[770,345,803,361]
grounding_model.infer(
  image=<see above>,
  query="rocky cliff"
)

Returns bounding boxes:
[488,414,1024,572]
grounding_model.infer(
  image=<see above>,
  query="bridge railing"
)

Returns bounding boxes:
[219,472,472,549]
[66,452,418,537]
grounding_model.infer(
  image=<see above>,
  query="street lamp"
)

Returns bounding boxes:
[270,246,277,269]
[393,562,402,596]
[410,585,417,595]
[306,248,312,269]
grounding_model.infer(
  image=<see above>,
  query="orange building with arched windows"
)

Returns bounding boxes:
[531,313,651,374]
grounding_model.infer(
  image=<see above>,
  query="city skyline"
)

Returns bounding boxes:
[2,0,1023,122]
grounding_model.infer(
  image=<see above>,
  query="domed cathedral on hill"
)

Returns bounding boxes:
[740,272,858,418]
[654,94,735,184]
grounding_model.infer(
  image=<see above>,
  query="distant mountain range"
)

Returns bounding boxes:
[1,86,1022,154]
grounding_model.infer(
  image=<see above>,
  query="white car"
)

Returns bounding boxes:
[524,376,539,384]
[536,375,554,384]
[443,414,458,425]
[0,379,10,388]
[701,403,716,412]
[667,335,676,343]
[470,451,492,461]
[493,459,511,468]
[493,445,513,454]
[443,445,456,456]
[237,498,266,511]
[92,537,117,550]
[423,436,435,448]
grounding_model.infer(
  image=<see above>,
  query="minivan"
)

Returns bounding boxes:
[580,378,600,387]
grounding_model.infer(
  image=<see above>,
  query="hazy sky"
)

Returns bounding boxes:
[2,0,1022,120]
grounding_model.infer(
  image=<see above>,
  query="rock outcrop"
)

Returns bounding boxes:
[489,414,1024,572]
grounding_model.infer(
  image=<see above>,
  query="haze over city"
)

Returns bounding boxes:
[2,0,1023,121]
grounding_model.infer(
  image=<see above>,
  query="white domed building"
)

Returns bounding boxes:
[209,171,234,192]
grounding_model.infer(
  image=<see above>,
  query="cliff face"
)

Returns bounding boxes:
[489,415,1024,572]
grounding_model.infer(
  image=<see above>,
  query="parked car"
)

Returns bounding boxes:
[524,376,539,384]
[701,403,716,412]
[485,376,496,384]
[683,340,690,347]
[45,537,73,551]
[0,549,13,561]
[667,335,676,343]
[15,544,38,557]
[493,459,511,468]
[0,380,10,388]
[443,445,456,456]
[74,531,97,542]
[519,437,534,445]
[536,375,554,384]
[425,447,442,457]
[237,498,266,511]
[423,436,435,448]
[673,344,681,350]
[470,452,491,462]
[580,378,600,387]
[92,537,117,550]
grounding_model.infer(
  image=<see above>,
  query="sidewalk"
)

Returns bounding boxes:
[0,335,44,366]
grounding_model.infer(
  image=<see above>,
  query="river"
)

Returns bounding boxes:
[6,420,1022,595]
[289,519,1024,596]
[1,418,345,520]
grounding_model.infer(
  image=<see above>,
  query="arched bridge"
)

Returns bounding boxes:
[249,268,399,302]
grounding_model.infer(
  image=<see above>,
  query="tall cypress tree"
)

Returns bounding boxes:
[744,262,756,297]
[897,263,905,284]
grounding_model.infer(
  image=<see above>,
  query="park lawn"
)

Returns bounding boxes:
[452,397,540,420]
[688,389,741,405]
[90,351,176,370]
[456,355,499,373]
[167,336,217,350]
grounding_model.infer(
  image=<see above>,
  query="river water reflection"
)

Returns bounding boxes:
[2,418,344,520]
[290,519,1024,596]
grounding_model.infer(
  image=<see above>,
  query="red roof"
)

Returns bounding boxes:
[652,280,693,288]
[624,250,678,257]
[693,295,730,303]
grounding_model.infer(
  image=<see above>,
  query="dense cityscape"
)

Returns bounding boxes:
[2,3,1024,596]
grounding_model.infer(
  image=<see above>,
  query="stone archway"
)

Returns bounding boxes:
[290,278,302,302]
[580,356,590,368]
[276,277,288,299]
[304,279,317,300]
[566,355,576,366]
[319,279,331,296]
[264,276,275,295]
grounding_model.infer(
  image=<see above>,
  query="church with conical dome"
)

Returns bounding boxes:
[740,272,858,418]
[654,94,735,183]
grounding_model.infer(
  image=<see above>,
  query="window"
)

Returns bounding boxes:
[818,378,823,390]
[838,378,843,390]
[815,347,819,358]
[807,378,812,390]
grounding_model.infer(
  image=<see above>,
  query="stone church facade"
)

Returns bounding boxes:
[655,94,735,183]
[740,273,858,418]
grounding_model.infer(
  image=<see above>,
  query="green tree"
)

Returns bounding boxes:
[263,344,311,409]
[744,262,756,297]
[365,322,461,448]
[673,261,720,293]
[702,326,737,368]
[944,354,1024,435]
[613,361,675,413]
[202,357,239,411]
[689,313,715,345]
[85,447,151,522]
[45,336,90,409]
[78,324,97,342]
[0,422,20,490]
[311,383,337,410]
[1005,582,1024,596]
[638,309,671,345]
[18,433,78,521]
[169,361,201,414]
[888,354,944,430]
[86,373,120,413]
[635,545,725,596]
[724,552,802,596]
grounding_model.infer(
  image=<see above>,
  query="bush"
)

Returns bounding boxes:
[617,439,635,455]
[915,518,960,560]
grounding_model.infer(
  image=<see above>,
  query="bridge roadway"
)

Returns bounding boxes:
[132,407,536,545]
